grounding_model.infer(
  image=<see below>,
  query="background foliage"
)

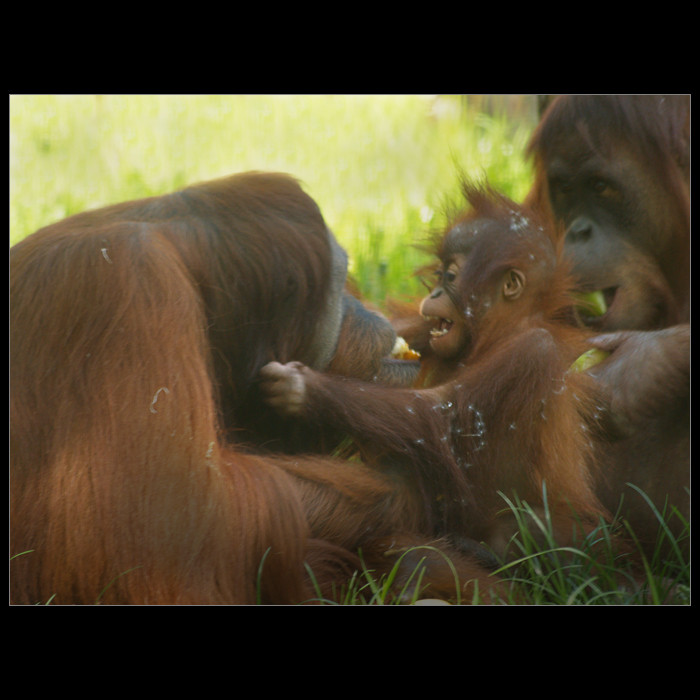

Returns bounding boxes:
[10,94,539,303]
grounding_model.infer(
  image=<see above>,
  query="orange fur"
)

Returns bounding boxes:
[11,173,499,605]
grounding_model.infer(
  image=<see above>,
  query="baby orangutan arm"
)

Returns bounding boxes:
[259,360,473,529]
[260,360,447,450]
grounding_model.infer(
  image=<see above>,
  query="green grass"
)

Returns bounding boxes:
[492,491,690,605]
[306,490,690,606]
[10,94,536,303]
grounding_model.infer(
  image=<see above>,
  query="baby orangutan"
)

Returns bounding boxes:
[261,185,608,559]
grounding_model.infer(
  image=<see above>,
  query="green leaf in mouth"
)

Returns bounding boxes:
[569,348,610,373]
[576,290,607,317]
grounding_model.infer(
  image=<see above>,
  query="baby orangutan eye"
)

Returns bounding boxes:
[434,267,457,285]
[443,262,460,287]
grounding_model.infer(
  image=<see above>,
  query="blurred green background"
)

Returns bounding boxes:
[10,94,540,304]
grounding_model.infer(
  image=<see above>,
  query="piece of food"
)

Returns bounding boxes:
[576,290,608,317]
[569,348,610,373]
[391,336,421,360]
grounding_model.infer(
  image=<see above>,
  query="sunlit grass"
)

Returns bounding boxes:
[10,94,537,302]
[315,490,690,606]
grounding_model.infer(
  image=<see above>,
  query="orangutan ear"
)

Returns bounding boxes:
[503,269,525,300]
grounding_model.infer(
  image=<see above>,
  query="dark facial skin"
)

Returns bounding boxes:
[419,254,469,359]
[545,139,682,330]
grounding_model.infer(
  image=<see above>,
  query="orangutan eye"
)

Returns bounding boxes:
[550,177,572,196]
[590,178,617,198]
[434,267,457,286]
[446,262,460,281]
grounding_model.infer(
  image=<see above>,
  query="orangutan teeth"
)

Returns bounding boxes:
[429,318,453,337]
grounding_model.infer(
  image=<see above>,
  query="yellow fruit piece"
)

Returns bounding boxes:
[391,336,421,360]
[569,348,610,372]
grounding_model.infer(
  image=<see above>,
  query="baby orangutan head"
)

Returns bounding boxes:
[420,185,557,360]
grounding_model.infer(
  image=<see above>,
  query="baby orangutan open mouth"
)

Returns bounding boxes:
[428,317,454,338]
[421,312,468,360]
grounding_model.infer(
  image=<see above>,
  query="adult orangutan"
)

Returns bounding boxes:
[527,95,690,554]
[261,184,611,560]
[528,94,689,331]
[10,172,496,605]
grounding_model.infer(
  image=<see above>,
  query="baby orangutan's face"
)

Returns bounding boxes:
[419,255,470,360]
